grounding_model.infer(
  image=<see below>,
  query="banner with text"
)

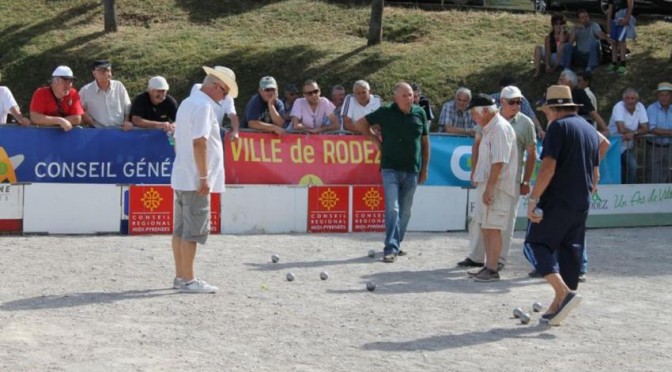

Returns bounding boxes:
[307,186,349,233]
[352,185,385,232]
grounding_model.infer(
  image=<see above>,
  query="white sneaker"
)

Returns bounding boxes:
[181,278,218,293]
[173,277,186,289]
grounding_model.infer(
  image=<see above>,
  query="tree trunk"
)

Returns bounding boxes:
[103,0,118,33]
[367,0,384,46]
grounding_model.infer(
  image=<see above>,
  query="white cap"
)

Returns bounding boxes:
[52,65,75,79]
[148,76,169,90]
[500,85,523,100]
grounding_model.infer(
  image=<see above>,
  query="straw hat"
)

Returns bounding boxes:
[655,82,672,93]
[202,66,238,98]
[537,85,582,110]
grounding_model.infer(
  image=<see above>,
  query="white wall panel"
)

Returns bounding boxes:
[408,186,468,232]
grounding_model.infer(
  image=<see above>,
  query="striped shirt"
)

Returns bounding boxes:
[473,113,518,197]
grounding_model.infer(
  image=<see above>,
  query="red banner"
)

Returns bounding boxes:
[129,185,174,235]
[210,193,221,234]
[307,186,349,233]
[225,132,381,185]
[352,185,385,232]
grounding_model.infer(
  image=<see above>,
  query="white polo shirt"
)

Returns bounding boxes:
[171,90,225,193]
[78,80,131,128]
[341,94,382,128]
[608,100,649,152]
[190,83,236,125]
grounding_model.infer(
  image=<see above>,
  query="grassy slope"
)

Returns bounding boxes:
[0,0,670,128]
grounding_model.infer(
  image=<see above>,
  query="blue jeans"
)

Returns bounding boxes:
[381,169,418,255]
[562,40,601,70]
[621,149,637,184]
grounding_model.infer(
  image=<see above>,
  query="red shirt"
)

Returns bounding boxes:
[29,86,84,117]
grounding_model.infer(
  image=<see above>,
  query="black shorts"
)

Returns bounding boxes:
[523,200,587,290]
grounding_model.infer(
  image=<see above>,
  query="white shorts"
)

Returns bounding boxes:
[473,182,515,230]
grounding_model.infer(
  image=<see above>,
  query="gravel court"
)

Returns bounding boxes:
[1,227,671,371]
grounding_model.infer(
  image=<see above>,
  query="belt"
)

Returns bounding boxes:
[647,142,670,148]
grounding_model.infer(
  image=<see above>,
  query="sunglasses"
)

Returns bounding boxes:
[505,99,522,105]
[303,89,319,96]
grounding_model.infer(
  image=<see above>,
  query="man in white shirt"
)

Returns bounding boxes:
[170,65,238,294]
[342,80,382,132]
[79,60,133,130]
[608,87,649,183]
[190,66,240,141]
[0,84,30,125]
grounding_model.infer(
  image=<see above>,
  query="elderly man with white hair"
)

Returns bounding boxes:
[130,76,178,133]
[558,69,608,135]
[438,87,476,135]
[341,80,382,132]
[465,93,517,282]
[191,66,240,140]
[608,87,649,184]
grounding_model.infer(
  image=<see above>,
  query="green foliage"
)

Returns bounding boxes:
[0,0,670,127]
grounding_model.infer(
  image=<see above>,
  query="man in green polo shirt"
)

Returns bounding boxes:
[354,82,430,263]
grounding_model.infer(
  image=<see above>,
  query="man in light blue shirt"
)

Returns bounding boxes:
[646,82,672,183]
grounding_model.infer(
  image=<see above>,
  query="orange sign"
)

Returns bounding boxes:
[129,185,174,235]
[307,186,349,233]
[352,185,385,232]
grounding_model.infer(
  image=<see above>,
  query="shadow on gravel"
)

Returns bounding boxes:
[362,325,556,351]
[245,255,376,271]
[327,267,543,295]
[0,288,177,311]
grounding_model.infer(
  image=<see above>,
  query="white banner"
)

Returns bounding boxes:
[0,184,22,219]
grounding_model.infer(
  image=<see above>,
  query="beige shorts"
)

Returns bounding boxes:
[173,191,211,244]
[473,183,515,230]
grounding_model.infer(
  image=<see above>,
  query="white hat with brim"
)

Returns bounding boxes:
[203,66,238,98]
[655,82,672,93]
[52,65,76,80]
[537,85,583,111]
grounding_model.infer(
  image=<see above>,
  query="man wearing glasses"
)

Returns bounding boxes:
[290,80,339,134]
[458,87,536,276]
[29,65,84,131]
[79,59,133,130]
[241,76,286,135]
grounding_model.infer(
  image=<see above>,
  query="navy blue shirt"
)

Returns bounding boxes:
[540,114,599,212]
[241,94,285,128]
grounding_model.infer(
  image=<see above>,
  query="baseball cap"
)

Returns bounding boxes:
[500,86,523,100]
[148,76,169,90]
[92,60,111,69]
[466,93,496,110]
[52,65,75,80]
[259,76,278,90]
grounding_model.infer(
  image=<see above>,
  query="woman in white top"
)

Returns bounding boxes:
[290,80,339,134]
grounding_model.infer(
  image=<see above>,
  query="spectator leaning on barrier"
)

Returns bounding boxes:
[290,80,339,134]
[241,76,286,136]
[459,86,535,273]
[438,87,476,136]
[29,65,84,132]
[79,60,133,131]
[0,78,30,126]
[354,82,430,263]
[411,83,435,128]
[646,82,672,183]
[608,87,649,184]
[282,83,299,127]
[170,66,237,294]
[330,85,346,129]
[190,66,240,141]
[130,76,178,133]
[341,80,382,132]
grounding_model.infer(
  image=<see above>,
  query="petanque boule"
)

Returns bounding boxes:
[532,302,543,312]
[320,271,329,280]
[367,249,376,258]
[271,254,280,263]
[520,312,531,324]
[286,272,295,282]
[366,281,376,291]
[513,307,524,319]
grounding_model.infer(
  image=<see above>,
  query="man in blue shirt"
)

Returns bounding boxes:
[524,85,599,326]
[646,82,672,183]
[241,76,286,135]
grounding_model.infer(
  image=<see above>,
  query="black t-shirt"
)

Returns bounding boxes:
[418,96,434,122]
[130,92,178,122]
[540,114,599,212]
[571,88,595,119]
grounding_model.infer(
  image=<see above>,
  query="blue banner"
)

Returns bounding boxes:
[0,126,174,184]
[0,127,623,185]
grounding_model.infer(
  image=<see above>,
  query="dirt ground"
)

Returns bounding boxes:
[1,227,671,371]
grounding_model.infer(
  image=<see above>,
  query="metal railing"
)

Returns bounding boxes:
[623,134,672,184]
